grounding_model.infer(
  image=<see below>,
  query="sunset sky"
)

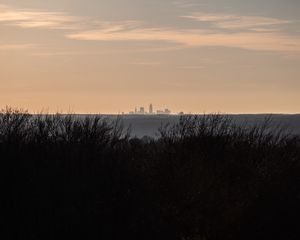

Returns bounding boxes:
[1,0,300,113]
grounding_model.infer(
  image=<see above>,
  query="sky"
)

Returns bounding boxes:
[0,0,300,114]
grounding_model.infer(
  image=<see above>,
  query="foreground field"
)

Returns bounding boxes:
[2,108,300,240]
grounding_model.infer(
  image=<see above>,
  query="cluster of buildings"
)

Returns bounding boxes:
[129,104,172,115]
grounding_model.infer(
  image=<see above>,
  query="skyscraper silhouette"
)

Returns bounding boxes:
[140,107,145,114]
[149,104,153,114]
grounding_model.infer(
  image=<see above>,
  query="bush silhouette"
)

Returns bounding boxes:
[2,107,300,240]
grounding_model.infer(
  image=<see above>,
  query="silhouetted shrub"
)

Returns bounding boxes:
[2,107,300,240]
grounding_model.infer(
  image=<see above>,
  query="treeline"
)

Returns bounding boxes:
[2,107,300,240]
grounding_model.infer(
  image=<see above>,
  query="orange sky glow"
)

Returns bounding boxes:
[1,0,299,113]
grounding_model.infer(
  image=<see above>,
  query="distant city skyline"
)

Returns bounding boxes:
[129,104,173,115]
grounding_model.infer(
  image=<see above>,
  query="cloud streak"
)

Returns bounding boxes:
[0,44,36,51]
[0,4,80,29]
[182,13,291,31]
[1,4,299,56]
[67,24,300,55]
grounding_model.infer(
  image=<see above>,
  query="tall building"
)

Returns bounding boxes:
[140,107,145,114]
[149,104,153,114]
[157,108,171,115]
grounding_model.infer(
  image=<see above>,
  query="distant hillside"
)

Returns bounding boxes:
[101,114,300,138]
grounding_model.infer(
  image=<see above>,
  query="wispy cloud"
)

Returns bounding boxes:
[0,43,36,51]
[67,23,300,55]
[1,4,299,56]
[0,4,141,31]
[0,4,80,29]
[182,13,291,31]
[65,10,300,55]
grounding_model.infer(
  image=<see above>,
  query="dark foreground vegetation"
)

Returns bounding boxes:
[2,107,300,240]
